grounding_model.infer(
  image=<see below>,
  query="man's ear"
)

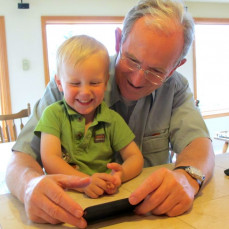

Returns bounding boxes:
[177,58,187,68]
[167,58,187,78]
[55,74,63,92]
[115,27,122,54]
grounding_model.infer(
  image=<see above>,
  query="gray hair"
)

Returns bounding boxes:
[121,0,194,63]
[56,35,109,77]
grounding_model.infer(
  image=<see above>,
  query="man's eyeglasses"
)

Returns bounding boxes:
[120,52,166,86]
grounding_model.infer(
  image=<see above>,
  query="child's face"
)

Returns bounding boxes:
[56,52,108,121]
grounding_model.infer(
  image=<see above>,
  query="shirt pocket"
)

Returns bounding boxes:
[142,129,170,166]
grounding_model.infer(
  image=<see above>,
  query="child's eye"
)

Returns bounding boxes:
[70,82,80,86]
[90,81,101,85]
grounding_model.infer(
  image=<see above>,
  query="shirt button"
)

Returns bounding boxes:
[76,132,83,140]
[78,116,83,122]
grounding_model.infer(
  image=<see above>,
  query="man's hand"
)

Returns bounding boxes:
[129,167,198,216]
[24,174,90,228]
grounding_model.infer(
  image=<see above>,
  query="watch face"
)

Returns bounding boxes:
[186,167,205,182]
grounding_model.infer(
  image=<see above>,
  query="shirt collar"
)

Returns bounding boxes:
[63,99,81,117]
[63,99,112,124]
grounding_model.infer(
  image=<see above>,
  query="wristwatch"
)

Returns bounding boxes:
[174,166,205,190]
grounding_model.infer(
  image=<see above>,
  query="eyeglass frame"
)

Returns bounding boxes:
[119,50,168,86]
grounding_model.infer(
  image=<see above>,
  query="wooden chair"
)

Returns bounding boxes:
[0,103,31,143]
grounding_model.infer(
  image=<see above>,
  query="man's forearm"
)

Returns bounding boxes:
[6,152,44,203]
[175,137,215,182]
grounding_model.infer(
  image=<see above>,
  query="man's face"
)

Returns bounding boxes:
[115,17,184,101]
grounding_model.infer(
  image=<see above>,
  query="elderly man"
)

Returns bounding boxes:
[6,0,214,228]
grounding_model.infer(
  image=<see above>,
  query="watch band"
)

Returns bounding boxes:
[173,166,205,191]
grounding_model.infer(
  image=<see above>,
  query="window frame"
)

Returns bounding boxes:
[41,16,124,86]
[0,16,11,115]
[42,16,229,120]
[193,17,229,119]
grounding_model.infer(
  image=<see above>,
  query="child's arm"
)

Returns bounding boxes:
[118,141,144,182]
[41,132,115,198]
[107,141,143,194]
[40,132,88,178]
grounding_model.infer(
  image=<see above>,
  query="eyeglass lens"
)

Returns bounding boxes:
[122,57,164,85]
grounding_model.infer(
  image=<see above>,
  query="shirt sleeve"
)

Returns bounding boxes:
[12,78,63,162]
[169,73,210,154]
[34,103,62,139]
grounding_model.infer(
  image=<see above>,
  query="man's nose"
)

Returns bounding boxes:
[130,69,145,86]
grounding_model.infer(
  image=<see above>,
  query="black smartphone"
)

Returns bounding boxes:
[83,197,142,223]
[224,168,229,176]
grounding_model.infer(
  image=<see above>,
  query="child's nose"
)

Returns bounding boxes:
[80,85,91,95]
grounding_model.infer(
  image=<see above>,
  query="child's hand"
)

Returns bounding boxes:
[83,173,115,198]
[106,163,123,194]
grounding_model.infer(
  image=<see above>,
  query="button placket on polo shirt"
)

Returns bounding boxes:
[72,115,94,153]
[76,132,83,140]
[80,130,92,150]
[72,115,85,155]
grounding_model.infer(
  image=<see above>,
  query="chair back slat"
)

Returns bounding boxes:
[0,103,30,143]
[13,120,17,140]
[5,121,11,142]
[0,125,4,143]
[20,119,24,130]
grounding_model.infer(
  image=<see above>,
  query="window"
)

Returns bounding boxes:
[41,16,123,85]
[193,18,229,119]
[0,16,11,115]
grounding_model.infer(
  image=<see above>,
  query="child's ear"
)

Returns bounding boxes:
[105,73,110,87]
[55,74,63,92]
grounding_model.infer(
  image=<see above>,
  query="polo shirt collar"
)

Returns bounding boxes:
[63,99,81,117]
[94,101,113,123]
[63,99,112,124]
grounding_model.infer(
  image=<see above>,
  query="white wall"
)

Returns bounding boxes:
[1,0,229,111]
[0,0,139,112]
[1,0,229,152]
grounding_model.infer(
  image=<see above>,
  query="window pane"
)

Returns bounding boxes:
[195,24,229,116]
[46,24,122,79]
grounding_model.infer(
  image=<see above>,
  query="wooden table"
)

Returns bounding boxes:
[0,143,229,229]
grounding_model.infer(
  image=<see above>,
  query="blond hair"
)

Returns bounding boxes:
[56,35,109,77]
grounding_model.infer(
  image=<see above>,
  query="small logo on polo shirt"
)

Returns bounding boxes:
[94,134,105,143]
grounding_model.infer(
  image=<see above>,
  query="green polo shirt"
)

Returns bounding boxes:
[34,100,135,175]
